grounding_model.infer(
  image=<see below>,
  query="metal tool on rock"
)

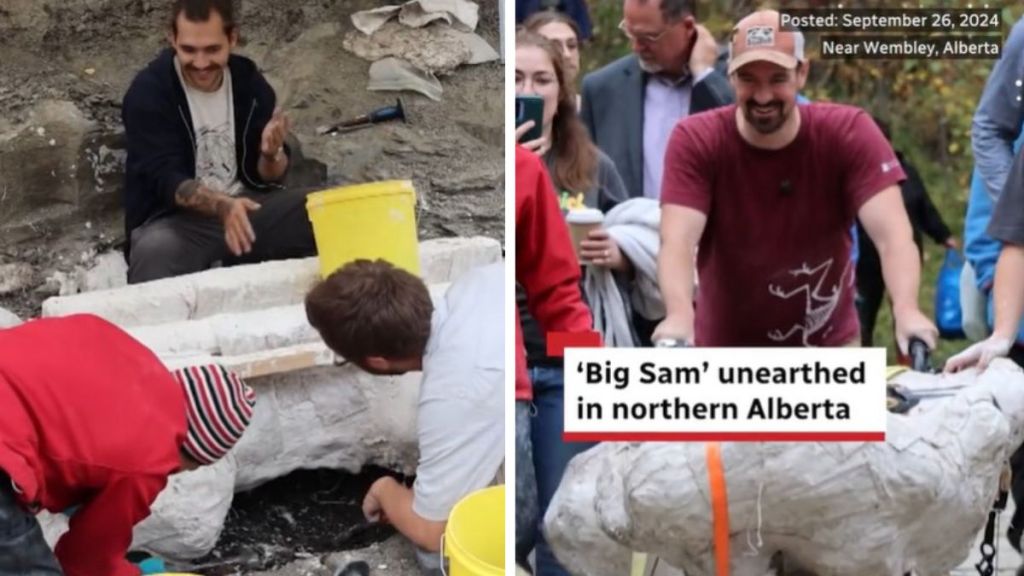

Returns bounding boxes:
[318,98,406,135]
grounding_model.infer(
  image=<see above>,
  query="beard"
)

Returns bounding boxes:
[743,100,789,134]
[185,64,223,89]
[636,57,664,75]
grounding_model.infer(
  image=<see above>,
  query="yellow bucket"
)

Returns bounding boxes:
[305,180,420,278]
[443,485,504,576]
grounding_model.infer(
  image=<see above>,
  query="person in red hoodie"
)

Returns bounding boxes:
[0,313,256,576]
[515,145,595,572]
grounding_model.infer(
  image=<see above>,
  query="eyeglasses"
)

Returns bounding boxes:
[618,20,670,45]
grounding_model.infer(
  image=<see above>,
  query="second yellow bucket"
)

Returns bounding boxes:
[305,180,419,278]
[443,485,504,575]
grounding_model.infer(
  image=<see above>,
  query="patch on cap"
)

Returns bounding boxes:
[746,26,776,48]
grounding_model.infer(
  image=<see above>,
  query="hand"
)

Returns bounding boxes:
[689,25,719,78]
[945,236,960,250]
[579,229,628,271]
[515,120,550,156]
[944,335,1014,373]
[362,490,384,523]
[652,314,694,346]
[219,197,261,256]
[363,477,395,523]
[261,107,290,160]
[892,306,938,355]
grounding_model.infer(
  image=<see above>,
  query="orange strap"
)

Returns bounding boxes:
[705,442,730,576]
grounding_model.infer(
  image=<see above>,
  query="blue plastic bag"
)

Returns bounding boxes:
[935,248,965,339]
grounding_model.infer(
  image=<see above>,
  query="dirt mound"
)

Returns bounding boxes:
[194,468,403,574]
[0,0,504,318]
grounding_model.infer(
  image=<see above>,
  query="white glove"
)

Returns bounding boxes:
[943,336,1014,373]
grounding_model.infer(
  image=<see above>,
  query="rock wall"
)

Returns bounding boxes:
[0,0,503,246]
[0,0,504,322]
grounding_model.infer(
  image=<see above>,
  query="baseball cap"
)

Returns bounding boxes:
[728,10,805,75]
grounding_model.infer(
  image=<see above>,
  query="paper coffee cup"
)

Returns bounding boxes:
[565,208,604,261]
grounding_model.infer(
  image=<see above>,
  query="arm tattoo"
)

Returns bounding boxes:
[174,180,232,218]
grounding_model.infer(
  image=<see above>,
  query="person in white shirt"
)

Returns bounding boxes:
[305,259,504,574]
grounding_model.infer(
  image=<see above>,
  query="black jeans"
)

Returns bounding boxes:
[0,473,63,575]
[855,254,886,347]
[127,187,317,284]
[1005,347,1024,553]
[515,400,538,570]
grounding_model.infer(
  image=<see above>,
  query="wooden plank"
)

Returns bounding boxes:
[222,343,336,378]
[160,342,336,378]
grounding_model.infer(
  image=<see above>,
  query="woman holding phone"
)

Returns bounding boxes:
[514,31,626,219]
[514,29,631,576]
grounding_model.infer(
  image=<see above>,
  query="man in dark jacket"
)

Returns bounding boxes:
[123,0,315,283]
[579,0,734,200]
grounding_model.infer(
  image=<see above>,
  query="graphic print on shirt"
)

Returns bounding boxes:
[766,257,854,345]
[195,122,240,195]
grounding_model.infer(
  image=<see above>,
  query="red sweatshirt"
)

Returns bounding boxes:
[515,146,593,400]
[0,314,186,576]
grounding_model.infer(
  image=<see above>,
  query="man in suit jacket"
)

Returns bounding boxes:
[580,0,734,199]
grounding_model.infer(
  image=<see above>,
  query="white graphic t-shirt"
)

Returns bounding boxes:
[175,58,243,196]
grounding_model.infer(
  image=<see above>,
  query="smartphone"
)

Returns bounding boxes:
[516,95,544,142]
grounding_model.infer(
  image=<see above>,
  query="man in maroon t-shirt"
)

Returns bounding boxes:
[655,9,937,352]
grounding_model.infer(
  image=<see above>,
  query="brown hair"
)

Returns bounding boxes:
[171,0,237,36]
[523,10,581,40]
[516,30,598,195]
[304,260,434,361]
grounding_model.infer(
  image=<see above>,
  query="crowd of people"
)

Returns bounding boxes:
[516,0,1024,574]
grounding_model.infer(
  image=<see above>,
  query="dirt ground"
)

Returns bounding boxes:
[170,468,420,576]
[0,0,504,319]
[248,536,423,576]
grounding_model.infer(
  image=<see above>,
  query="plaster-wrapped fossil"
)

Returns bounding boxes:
[545,360,1024,576]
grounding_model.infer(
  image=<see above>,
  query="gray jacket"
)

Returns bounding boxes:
[964,15,1024,294]
[971,15,1024,202]
[579,54,734,199]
